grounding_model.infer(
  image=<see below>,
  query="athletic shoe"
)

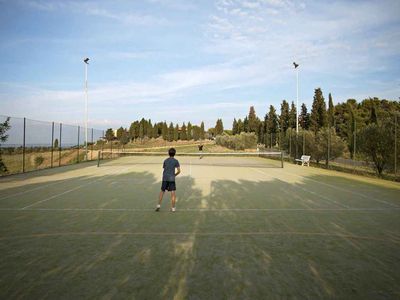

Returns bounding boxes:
[155,207,160,212]
[171,207,176,212]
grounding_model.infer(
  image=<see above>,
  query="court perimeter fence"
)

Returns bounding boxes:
[1,114,399,180]
[0,115,110,176]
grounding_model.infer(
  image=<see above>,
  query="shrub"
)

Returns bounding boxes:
[34,155,44,166]
[216,132,257,150]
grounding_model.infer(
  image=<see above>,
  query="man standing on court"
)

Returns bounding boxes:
[156,148,180,212]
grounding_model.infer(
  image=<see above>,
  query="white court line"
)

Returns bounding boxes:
[251,168,350,209]
[0,165,115,201]
[0,181,62,201]
[0,231,398,244]
[276,167,399,208]
[20,157,156,210]
[1,207,398,212]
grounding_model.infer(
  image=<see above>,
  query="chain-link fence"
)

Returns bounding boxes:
[278,114,399,180]
[0,115,105,176]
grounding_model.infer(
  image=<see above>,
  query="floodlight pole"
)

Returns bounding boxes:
[296,66,299,134]
[84,58,89,160]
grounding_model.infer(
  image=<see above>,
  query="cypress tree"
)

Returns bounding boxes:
[232,118,238,135]
[237,119,244,134]
[248,106,258,132]
[280,100,290,133]
[180,123,187,140]
[187,122,193,140]
[215,119,224,135]
[300,103,310,130]
[289,101,297,129]
[200,121,205,139]
[162,122,168,140]
[139,123,144,139]
[310,88,328,133]
[174,124,179,141]
[168,122,174,142]
[328,93,335,127]
[243,117,249,132]
[267,105,278,146]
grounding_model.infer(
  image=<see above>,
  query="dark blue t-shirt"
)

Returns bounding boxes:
[162,157,180,182]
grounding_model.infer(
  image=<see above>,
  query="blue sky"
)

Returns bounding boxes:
[1,0,399,130]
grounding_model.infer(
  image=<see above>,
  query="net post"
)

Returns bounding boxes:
[281,151,284,168]
[51,122,54,168]
[77,125,80,163]
[97,151,101,167]
[22,117,26,173]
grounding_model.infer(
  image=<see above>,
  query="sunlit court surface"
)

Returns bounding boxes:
[0,154,399,299]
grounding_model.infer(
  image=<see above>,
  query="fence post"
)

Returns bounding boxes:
[59,123,62,167]
[353,119,356,172]
[77,126,80,163]
[91,128,94,160]
[51,122,54,168]
[395,113,397,179]
[22,117,26,173]
[302,130,305,155]
[101,130,104,160]
[327,127,330,169]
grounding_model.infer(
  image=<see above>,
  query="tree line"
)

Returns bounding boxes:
[105,119,206,143]
[230,88,400,175]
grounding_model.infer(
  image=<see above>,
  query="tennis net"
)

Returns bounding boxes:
[98,151,284,168]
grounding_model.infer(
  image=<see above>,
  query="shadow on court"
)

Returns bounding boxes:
[0,170,399,299]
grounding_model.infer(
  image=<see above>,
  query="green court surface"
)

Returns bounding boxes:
[0,155,399,299]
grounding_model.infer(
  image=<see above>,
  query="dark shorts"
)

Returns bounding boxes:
[161,181,176,192]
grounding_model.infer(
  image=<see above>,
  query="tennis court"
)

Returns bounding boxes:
[0,153,399,299]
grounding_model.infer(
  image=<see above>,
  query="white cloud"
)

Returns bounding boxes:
[24,0,169,26]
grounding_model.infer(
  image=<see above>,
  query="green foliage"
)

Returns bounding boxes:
[300,103,310,130]
[162,122,168,140]
[174,124,179,141]
[237,119,244,134]
[34,155,45,166]
[180,123,187,140]
[129,121,140,140]
[289,101,297,129]
[310,88,328,133]
[0,117,11,173]
[243,116,249,132]
[116,127,124,140]
[357,119,398,175]
[328,93,335,127]
[248,106,258,132]
[192,126,201,141]
[215,132,257,150]
[105,128,114,141]
[232,118,238,135]
[280,100,289,133]
[267,105,278,146]
[168,123,174,142]
[200,122,205,139]
[311,127,346,165]
[215,119,224,135]
[187,122,193,140]
[120,130,129,145]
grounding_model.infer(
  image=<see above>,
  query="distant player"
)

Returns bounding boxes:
[156,148,181,212]
[198,144,204,159]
